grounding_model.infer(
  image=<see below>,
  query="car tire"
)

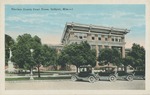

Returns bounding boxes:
[126,75,133,81]
[71,75,77,81]
[88,76,96,83]
[109,75,116,82]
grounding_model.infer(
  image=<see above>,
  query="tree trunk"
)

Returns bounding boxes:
[37,64,40,78]
[76,66,78,73]
[124,66,127,72]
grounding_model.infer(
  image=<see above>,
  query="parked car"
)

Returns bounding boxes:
[98,66,118,82]
[134,70,145,80]
[71,65,99,83]
[98,66,134,82]
[117,70,134,81]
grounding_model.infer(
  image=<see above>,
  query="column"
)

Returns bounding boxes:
[102,45,104,48]
[122,46,125,58]
[101,35,105,41]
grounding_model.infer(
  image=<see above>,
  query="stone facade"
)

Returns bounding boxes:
[61,22,129,67]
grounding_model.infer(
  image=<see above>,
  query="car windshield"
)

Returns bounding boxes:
[79,67,92,73]
[100,67,116,72]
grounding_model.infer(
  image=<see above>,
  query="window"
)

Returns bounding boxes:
[83,34,87,39]
[92,37,95,40]
[98,37,101,40]
[74,33,78,38]
[79,36,82,39]
[105,35,108,41]
[119,39,121,42]
[98,35,101,41]
[112,38,114,41]
[115,38,118,42]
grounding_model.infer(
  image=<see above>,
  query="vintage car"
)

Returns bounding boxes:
[98,66,118,82]
[71,65,99,83]
[98,66,135,82]
[134,70,145,80]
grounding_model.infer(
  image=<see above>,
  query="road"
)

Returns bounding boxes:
[5,80,145,90]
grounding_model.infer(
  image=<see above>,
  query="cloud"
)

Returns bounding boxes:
[75,11,145,29]
[6,15,48,24]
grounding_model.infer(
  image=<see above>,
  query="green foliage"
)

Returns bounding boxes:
[58,41,96,71]
[5,34,15,65]
[122,56,134,66]
[98,48,122,66]
[126,43,145,70]
[42,45,58,67]
[11,34,38,69]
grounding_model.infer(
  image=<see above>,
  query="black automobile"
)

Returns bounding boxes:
[117,70,134,81]
[98,66,118,82]
[98,66,134,82]
[134,70,145,80]
[71,65,99,83]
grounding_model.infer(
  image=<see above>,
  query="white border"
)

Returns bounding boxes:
[1,0,150,95]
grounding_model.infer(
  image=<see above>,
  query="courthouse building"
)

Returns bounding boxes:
[61,22,130,66]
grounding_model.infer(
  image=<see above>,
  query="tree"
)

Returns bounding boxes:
[5,34,14,65]
[122,56,134,71]
[59,41,96,72]
[58,51,70,70]
[11,34,41,75]
[98,48,122,66]
[126,43,145,70]
[42,45,58,70]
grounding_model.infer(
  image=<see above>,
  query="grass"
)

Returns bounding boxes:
[5,76,71,81]
[5,77,30,81]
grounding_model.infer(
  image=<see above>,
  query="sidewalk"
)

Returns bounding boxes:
[5,74,72,78]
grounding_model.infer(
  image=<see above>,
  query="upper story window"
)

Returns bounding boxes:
[119,39,121,42]
[91,34,95,40]
[79,36,82,39]
[105,35,108,41]
[83,33,87,39]
[74,33,87,39]
[115,38,118,42]
[92,37,95,40]
[112,38,114,41]
[98,35,101,41]
[98,37,101,40]
[111,36,122,42]
[74,33,78,38]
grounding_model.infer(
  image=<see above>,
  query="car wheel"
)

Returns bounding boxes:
[71,75,77,81]
[126,75,133,81]
[109,75,116,82]
[88,76,96,83]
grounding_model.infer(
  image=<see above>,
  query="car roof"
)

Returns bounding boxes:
[99,65,117,68]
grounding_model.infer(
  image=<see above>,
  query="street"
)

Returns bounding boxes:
[5,80,145,90]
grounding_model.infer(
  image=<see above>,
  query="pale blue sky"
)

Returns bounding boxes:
[5,4,145,48]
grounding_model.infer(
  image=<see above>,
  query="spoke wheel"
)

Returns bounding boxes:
[88,76,96,83]
[109,75,116,82]
[126,75,133,81]
[71,75,77,81]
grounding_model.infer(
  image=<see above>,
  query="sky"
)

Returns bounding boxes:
[5,4,145,48]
